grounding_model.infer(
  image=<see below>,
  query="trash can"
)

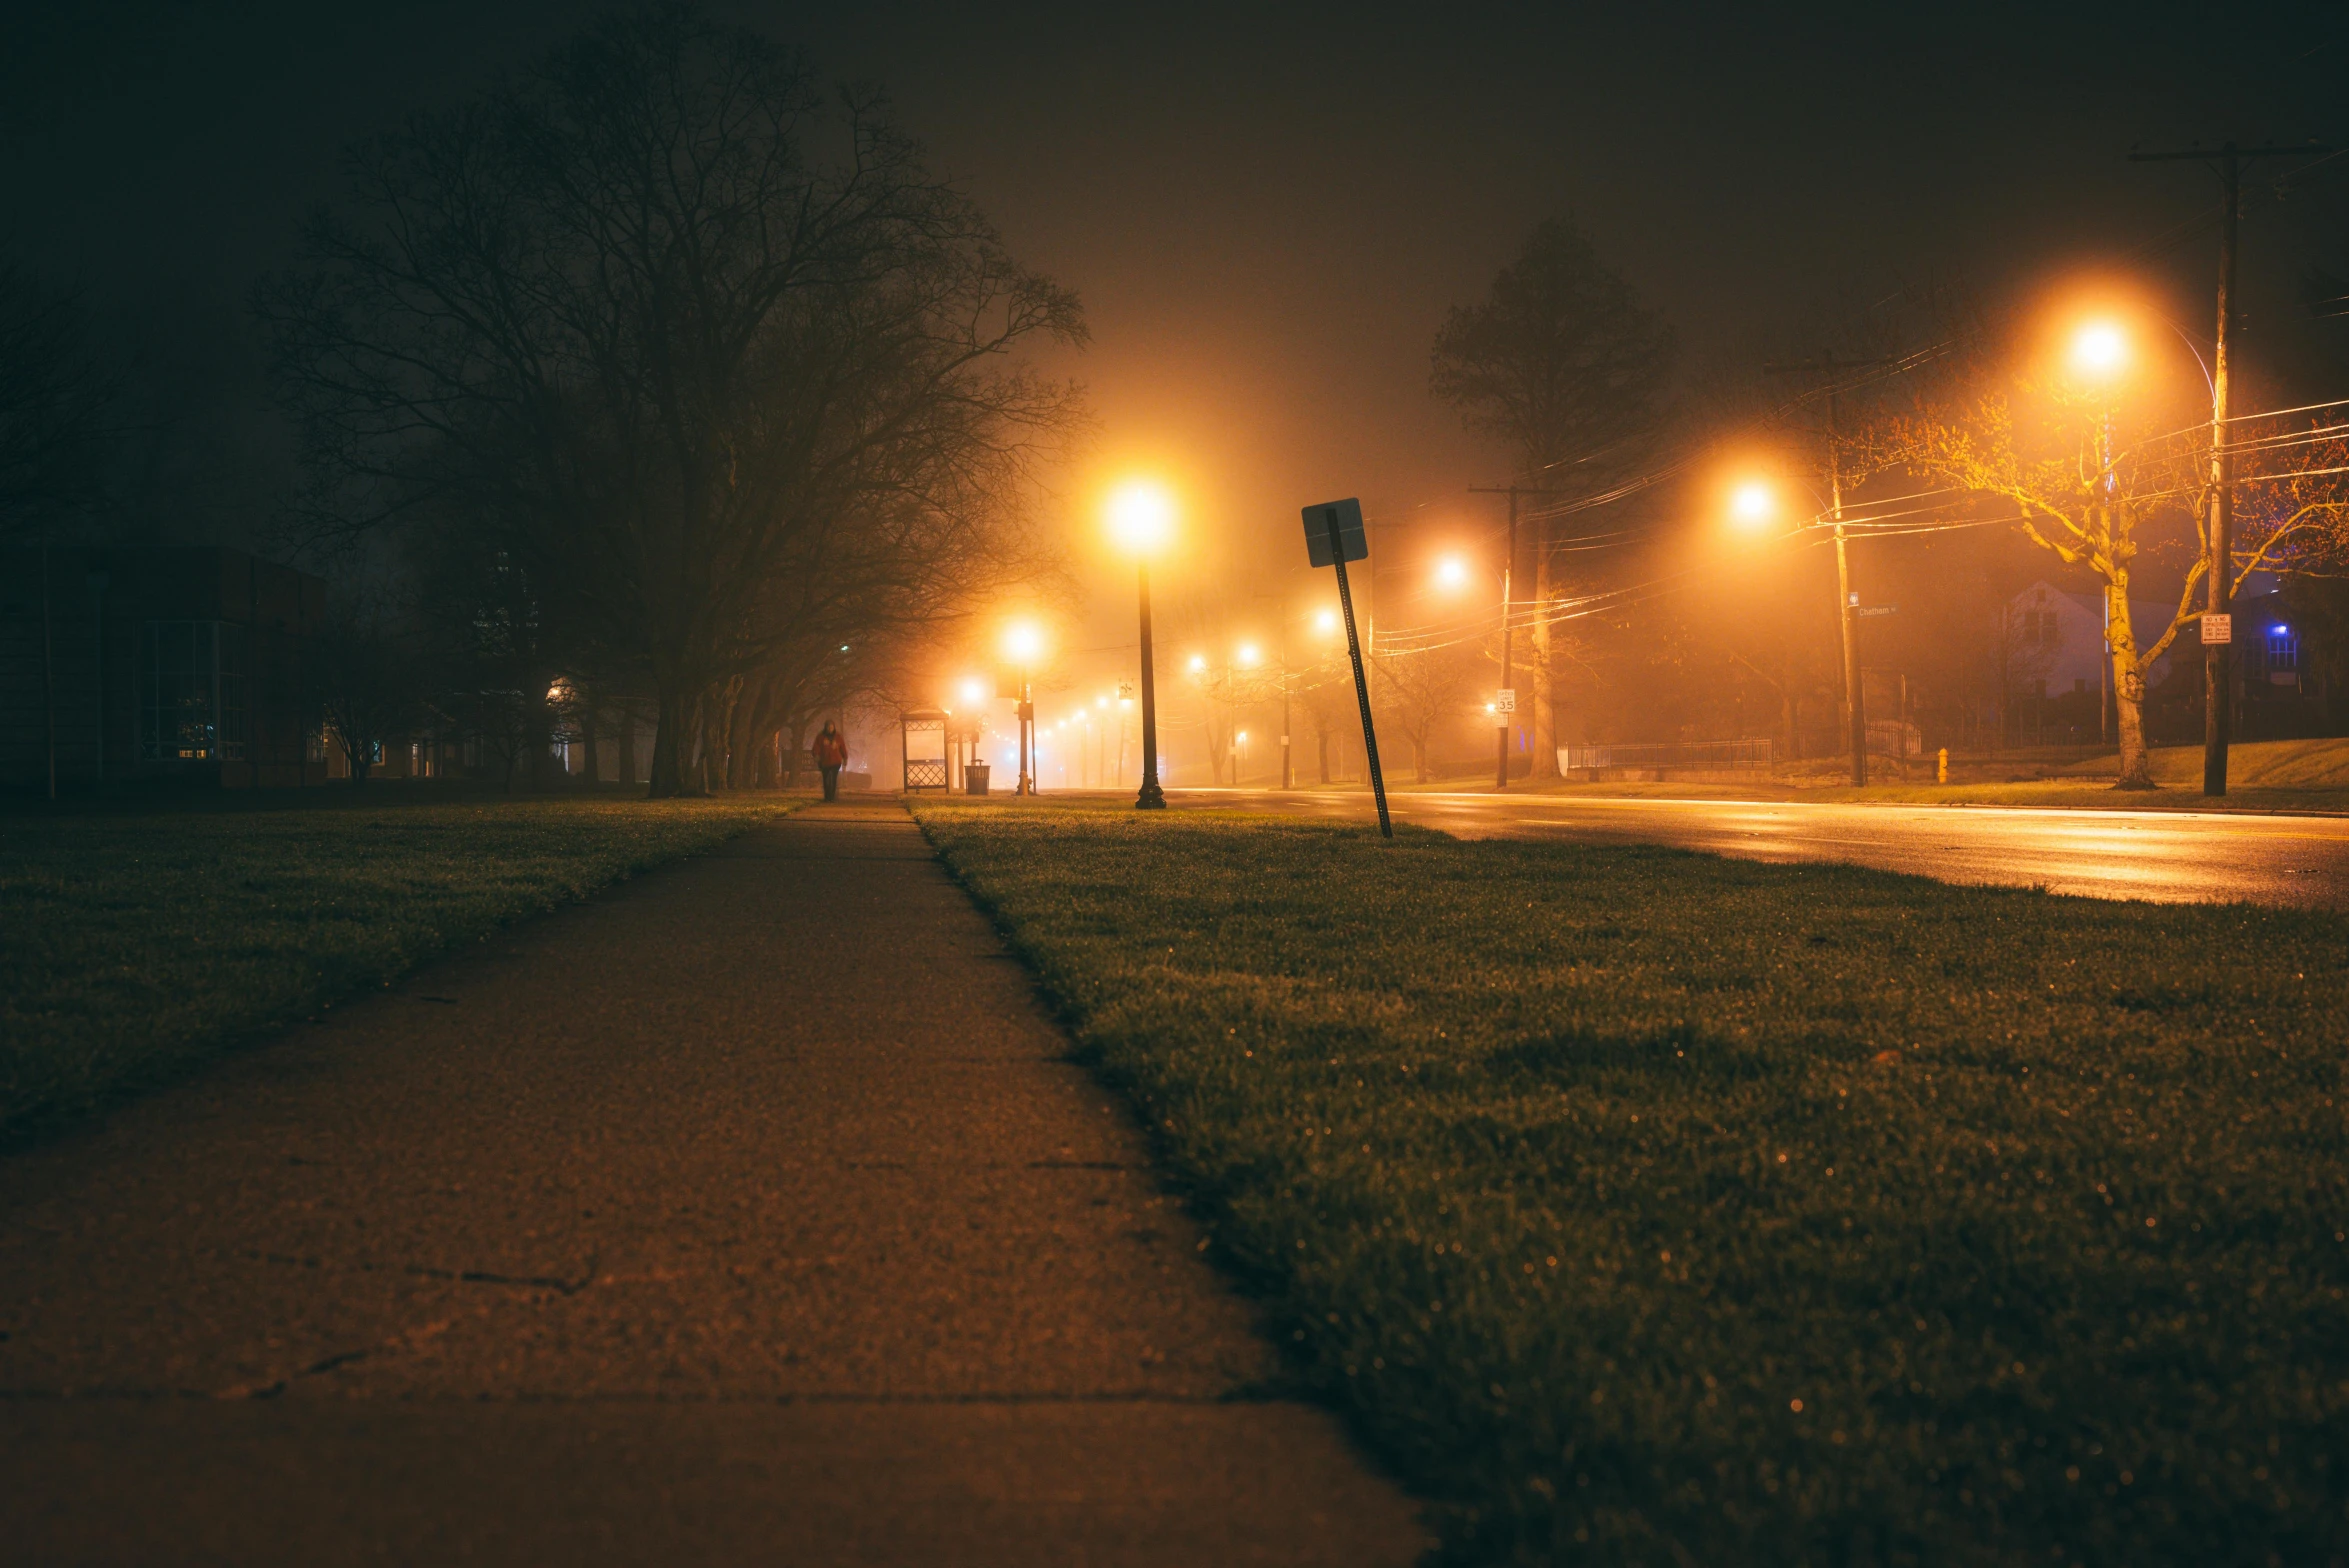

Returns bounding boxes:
[965,762,991,796]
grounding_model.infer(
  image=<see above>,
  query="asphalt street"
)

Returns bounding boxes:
[1158,789,2349,908]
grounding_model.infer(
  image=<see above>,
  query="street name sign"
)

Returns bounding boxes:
[1301,497,1368,566]
[1855,605,1898,618]
[2202,613,2233,644]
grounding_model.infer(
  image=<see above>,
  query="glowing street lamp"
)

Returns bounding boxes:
[1434,554,1471,591]
[1188,652,1208,675]
[1314,608,1339,636]
[2070,320,2129,382]
[1236,641,1261,668]
[1728,469,1870,784]
[1107,479,1175,809]
[1729,480,1778,532]
[1003,619,1046,794]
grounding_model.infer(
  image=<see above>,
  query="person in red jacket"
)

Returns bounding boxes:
[811,721,849,801]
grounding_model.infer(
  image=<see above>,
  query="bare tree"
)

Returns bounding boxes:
[1430,219,1676,778]
[1374,643,1481,783]
[260,4,1083,797]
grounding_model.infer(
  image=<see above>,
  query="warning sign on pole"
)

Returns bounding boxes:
[2201,613,2232,645]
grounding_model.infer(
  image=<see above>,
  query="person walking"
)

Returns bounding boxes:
[812,721,849,801]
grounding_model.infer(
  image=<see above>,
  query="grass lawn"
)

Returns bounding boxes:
[1,793,786,1145]
[916,802,2349,1567]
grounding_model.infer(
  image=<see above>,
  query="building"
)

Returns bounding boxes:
[2005,580,2180,743]
[1,546,327,793]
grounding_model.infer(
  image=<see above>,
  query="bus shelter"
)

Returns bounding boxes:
[900,708,949,792]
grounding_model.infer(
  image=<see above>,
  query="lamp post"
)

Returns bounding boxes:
[2069,322,2130,750]
[1729,475,1866,781]
[1004,622,1044,795]
[1108,481,1174,809]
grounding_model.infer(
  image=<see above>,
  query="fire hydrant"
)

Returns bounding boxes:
[1936,747,1949,784]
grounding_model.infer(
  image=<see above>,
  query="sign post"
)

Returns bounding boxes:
[1301,498,1391,838]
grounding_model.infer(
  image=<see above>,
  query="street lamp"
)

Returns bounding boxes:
[1004,619,1045,794]
[1107,479,1175,809]
[2070,320,2129,381]
[1434,554,1471,591]
[1728,481,1777,532]
[2067,319,2136,746]
[1730,473,1869,785]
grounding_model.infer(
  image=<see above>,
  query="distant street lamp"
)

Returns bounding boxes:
[1108,480,1175,809]
[1004,619,1045,794]
[1727,472,1869,784]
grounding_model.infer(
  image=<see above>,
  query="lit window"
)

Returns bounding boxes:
[139,621,247,762]
[2268,632,2297,673]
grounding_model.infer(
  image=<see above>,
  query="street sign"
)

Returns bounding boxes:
[2202,613,2233,644]
[1855,605,1898,618]
[1298,494,1390,838]
[1301,498,1368,566]
[1492,688,1517,714]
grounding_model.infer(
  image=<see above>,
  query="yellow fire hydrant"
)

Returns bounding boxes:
[1937,747,1949,784]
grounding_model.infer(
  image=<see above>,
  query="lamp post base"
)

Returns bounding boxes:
[1134,778,1166,810]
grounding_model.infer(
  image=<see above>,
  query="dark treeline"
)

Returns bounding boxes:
[259,3,1083,794]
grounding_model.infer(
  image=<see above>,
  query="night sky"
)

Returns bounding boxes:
[8,2,2346,660]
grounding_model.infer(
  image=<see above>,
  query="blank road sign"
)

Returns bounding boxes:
[1302,498,1368,566]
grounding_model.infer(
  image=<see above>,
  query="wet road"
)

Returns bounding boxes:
[1158,790,2349,909]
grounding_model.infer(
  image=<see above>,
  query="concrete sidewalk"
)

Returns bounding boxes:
[0,802,1424,1566]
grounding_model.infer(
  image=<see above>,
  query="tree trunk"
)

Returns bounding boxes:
[699,691,725,793]
[2106,584,2155,789]
[615,703,639,790]
[784,717,806,789]
[578,692,601,785]
[648,679,698,798]
[1316,731,1330,785]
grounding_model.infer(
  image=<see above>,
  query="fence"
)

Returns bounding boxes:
[1559,739,1775,772]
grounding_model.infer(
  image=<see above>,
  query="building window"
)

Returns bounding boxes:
[139,621,247,762]
[2268,629,2298,673]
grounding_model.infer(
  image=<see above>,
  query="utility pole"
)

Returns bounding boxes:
[2129,140,2325,797]
[1279,627,1293,790]
[1468,483,1562,788]
[1763,352,1899,787]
